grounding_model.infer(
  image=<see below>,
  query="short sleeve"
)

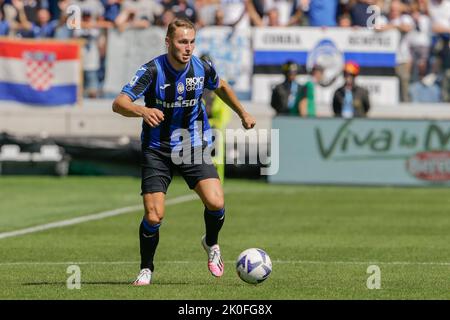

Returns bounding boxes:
[201,58,220,90]
[121,64,153,101]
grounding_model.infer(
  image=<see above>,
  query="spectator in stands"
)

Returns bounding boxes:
[166,0,198,24]
[288,0,307,26]
[332,61,370,118]
[18,6,60,38]
[296,64,324,117]
[213,7,225,25]
[409,61,441,102]
[1,0,17,24]
[220,0,250,30]
[409,0,432,83]
[247,0,291,26]
[0,1,11,35]
[158,8,176,27]
[114,0,162,32]
[270,60,303,115]
[6,0,47,25]
[251,0,265,21]
[290,0,338,27]
[196,0,220,26]
[248,3,283,26]
[25,0,48,24]
[73,9,102,98]
[428,0,450,102]
[70,0,105,19]
[69,0,112,28]
[338,13,352,27]
[266,7,282,26]
[376,0,414,102]
[54,0,78,39]
[101,0,123,24]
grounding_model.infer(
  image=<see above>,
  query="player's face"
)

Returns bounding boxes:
[167,27,196,66]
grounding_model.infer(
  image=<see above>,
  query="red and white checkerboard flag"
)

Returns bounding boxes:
[23,51,55,91]
[0,39,81,105]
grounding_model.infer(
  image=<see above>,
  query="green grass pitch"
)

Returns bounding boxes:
[0,176,449,299]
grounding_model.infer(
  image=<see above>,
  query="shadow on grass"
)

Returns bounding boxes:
[23,281,131,286]
[22,280,216,286]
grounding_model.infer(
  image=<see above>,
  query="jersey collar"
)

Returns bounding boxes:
[164,54,191,78]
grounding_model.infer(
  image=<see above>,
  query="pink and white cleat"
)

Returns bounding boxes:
[132,268,152,286]
[201,235,224,277]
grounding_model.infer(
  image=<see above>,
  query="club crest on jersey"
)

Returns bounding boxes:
[177,82,185,94]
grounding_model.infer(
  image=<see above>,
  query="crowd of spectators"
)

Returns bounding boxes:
[0,0,449,102]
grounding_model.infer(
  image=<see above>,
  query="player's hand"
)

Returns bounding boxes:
[142,107,164,128]
[241,112,256,130]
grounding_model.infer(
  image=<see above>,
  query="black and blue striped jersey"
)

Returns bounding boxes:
[121,54,220,153]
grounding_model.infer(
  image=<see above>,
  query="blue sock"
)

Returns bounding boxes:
[204,207,225,247]
[139,219,161,271]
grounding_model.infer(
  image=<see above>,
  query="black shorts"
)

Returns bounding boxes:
[141,146,219,194]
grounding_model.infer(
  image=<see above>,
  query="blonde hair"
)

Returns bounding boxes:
[166,18,196,39]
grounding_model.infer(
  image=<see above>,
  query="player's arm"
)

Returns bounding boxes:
[214,79,256,130]
[112,94,164,128]
[112,64,164,128]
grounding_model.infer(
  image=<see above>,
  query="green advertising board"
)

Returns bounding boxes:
[269,117,450,186]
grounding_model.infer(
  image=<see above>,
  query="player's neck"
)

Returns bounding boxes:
[166,54,188,72]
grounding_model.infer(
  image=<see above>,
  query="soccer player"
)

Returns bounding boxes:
[112,18,256,285]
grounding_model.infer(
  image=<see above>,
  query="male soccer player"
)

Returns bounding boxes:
[112,18,256,285]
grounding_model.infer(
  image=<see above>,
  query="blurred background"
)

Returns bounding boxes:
[1,0,450,300]
[0,0,449,186]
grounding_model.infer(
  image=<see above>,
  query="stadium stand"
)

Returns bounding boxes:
[0,0,448,102]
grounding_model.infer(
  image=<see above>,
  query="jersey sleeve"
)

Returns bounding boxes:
[121,64,153,101]
[201,58,220,90]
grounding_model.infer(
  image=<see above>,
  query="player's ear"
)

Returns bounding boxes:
[165,36,170,49]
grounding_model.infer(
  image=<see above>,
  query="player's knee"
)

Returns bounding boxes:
[144,204,164,225]
[145,215,163,226]
[142,215,162,234]
[204,196,224,211]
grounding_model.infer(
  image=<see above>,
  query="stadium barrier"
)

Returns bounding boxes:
[269,117,450,186]
[0,143,69,176]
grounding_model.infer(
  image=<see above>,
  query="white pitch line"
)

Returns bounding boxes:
[0,260,449,267]
[0,194,198,240]
[271,260,450,266]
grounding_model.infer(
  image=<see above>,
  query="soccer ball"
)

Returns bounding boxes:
[236,248,272,284]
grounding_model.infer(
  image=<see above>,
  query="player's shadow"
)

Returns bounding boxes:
[23,281,132,286]
[22,280,212,286]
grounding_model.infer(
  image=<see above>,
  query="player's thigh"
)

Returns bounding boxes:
[141,147,173,195]
[142,192,166,224]
[194,178,224,211]
[176,148,219,189]
[141,148,172,224]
